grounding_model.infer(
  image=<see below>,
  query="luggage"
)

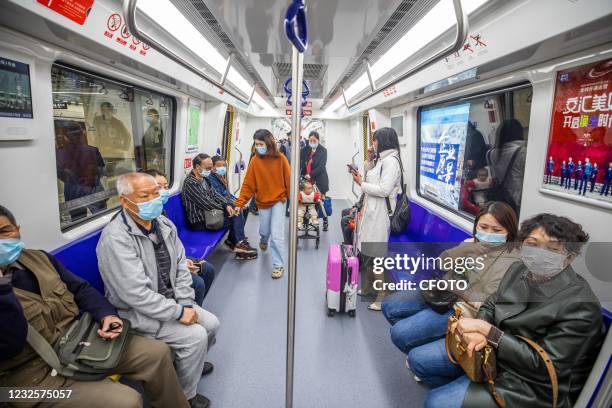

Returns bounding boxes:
[326,244,359,317]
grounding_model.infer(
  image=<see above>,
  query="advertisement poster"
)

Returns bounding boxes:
[542,59,612,205]
[419,103,470,210]
[0,57,33,119]
[186,103,200,153]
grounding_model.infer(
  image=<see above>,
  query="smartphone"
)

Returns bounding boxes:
[347,164,358,173]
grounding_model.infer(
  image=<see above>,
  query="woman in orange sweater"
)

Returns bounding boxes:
[235,129,291,279]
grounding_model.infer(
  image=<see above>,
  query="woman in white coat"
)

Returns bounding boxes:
[352,127,402,311]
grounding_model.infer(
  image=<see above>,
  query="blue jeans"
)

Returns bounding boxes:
[409,338,465,387]
[191,274,206,306]
[223,212,246,244]
[259,201,286,268]
[382,290,452,354]
[198,261,216,299]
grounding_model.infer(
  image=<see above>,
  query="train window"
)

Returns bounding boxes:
[51,64,175,230]
[417,84,532,218]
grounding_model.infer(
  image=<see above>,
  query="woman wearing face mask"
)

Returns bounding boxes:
[300,131,330,230]
[381,202,520,360]
[235,129,291,279]
[409,214,603,408]
[352,127,403,310]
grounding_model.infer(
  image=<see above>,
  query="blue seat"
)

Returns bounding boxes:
[164,193,227,260]
[51,193,226,293]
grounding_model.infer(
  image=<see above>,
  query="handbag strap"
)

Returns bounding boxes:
[26,323,75,377]
[379,154,405,216]
[517,335,558,408]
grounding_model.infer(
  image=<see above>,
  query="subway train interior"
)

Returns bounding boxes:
[1,0,612,407]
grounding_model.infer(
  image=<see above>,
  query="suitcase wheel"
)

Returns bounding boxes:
[327,308,335,317]
[348,310,356,318]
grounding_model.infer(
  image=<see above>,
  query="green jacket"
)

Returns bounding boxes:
[464,264,603,407]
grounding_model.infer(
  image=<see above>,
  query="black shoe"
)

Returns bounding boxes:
[189,394,210,408]
[235,240,257,255]
[235,251,258,260]
[323,219,329,231]
[286,210,290,217]
[202,362,214,376]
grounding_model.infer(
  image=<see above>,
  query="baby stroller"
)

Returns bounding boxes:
[297,177,321,249]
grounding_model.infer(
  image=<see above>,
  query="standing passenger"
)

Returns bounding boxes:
[351,127,402,310]
[300,131,330,230]
[235,129,291,279]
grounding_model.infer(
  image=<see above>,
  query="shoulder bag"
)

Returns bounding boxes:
[204,208,225,230]
[381,155,411,234]
[446,307,559,408]
[27,312,131,381]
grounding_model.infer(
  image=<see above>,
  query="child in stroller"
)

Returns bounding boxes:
[297,178,322,248]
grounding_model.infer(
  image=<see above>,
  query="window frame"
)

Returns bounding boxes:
[415,81,532,221]
[52,61,177,232]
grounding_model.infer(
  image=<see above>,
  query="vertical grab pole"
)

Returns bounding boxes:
[286,46,304,408]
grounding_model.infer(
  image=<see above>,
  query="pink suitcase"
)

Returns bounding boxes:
[326,244,359,317]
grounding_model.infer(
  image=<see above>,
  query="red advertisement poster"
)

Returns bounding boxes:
[543,58,612,204]
[37,0,95,25]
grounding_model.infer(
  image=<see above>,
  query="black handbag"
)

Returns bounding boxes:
[27,312,131,381]
[421,287,459,314]
[204,208,225,230]
[383,156,411,234]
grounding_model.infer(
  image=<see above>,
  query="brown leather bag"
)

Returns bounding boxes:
[446,308,559,408]
[446,308,504,407]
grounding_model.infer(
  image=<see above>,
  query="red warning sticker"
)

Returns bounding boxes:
[37,0,94,26]
[102,11,149,56]
[107,13,121,32]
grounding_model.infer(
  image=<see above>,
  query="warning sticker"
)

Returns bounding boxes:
[37,0,95,26]
[102,12,149,56]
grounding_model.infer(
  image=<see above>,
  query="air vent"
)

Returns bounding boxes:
[170,0,274,100]
[273,63,328,80]
[325,0,429,103]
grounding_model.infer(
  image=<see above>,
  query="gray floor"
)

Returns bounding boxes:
[198,200,428,407]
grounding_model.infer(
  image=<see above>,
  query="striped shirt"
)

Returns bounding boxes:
[182,171,229,226]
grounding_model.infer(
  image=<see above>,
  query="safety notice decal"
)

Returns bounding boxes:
[102,12,149,56]
[37,0,95,25]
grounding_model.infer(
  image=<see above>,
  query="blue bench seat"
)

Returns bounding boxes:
[51,193,226,293]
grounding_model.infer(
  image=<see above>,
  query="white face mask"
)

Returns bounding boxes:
[520,245,568,278]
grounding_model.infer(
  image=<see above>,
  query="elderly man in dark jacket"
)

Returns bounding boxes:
[408,214,603,408]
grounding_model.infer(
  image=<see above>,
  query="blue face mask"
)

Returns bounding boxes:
[0,239,25,266]
[256,146,267,155]
[216,166,227,177]
[145,117,154,126]
[309,142,318,150]
[475,229,507,245]
[201,169,211,177]
[159,189,170,205]
[127,196,164,221]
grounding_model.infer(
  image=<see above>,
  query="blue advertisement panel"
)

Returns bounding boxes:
[419,103,470,210]
[0,57,33,119]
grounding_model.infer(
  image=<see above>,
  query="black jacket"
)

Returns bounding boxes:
[300,145,329,194]
[464,264,603,408]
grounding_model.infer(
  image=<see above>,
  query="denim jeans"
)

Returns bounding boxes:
[382,290,452,354]
[223,212,247,244]
[259,201,286,268]
[408,338,465,387]
[198,261,216,299]
[191,273,206,306]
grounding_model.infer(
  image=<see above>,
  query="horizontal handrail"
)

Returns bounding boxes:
[344,0,468,110]
[123,0,255,106]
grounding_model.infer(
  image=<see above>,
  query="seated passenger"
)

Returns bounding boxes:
[381,202,519,358]
[409,213,603,408]
[297,179,321,228]
[143,169,216,306]
[209,155,248,223]
[0,205,189,408]
[96,173,220,408]
[182,154,257,260]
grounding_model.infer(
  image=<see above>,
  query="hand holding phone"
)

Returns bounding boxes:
[347,164,358,174]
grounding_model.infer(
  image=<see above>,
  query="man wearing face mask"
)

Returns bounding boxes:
[182,154,257,259]
[142,108,165,170]
[97,173,220,408]
[0,204,190,408]
[409,214,603,408]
